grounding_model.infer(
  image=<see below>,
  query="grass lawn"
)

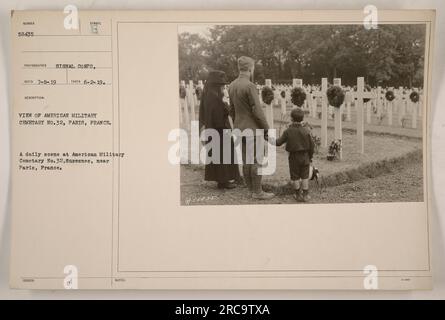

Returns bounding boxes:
[265,126,422,185]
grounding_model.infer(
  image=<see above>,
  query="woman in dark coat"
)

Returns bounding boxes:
[199,71,240,189]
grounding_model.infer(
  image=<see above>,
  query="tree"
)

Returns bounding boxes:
[178,24,426,88]
[177,32,209,82]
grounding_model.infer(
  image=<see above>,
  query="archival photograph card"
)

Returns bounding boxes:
[9,9,435,290]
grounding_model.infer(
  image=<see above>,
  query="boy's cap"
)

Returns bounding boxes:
[291,107,305,121]
[238,56,255,71]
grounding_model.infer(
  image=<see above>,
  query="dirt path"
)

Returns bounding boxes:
[181,160,423,205]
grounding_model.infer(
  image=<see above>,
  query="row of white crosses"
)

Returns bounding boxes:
[261,77,366,155]
[314,81,414,125]
[264,80,313,109]
[354,77,374,154]
[350,85,420,129]
[328,77,375,155]
[261,80,336,121]
[261,78,316,128]
[262,81,421,130]
[263,77,347,156]
[258,82,290,115]
[333,78,343,159]
[181,78,422,157]
[311,78,329,149]
[307,77,371,155]
[394,86,422,129]
[362,86,390,126]
[179,80,204,129]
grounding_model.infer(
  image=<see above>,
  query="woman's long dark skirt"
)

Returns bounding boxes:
[204,128,240,183]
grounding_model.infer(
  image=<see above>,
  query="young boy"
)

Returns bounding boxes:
[271,107,315,202]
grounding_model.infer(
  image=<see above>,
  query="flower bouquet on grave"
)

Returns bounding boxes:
[400,115,409,128]
[312,134,321,154]
[327,139,342,161]
[300,122,320,154]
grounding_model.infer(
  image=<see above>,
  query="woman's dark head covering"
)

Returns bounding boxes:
[199,70,228,129]
[202,70,227,100]
[206,70,228,85]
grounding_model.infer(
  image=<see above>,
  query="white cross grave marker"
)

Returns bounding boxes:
[310,85,317,118]
[280,87,287,115]
[257,84,263,105]
[264,79,274,128]
[180,80,190,130]
[397,87,406,127]
[188,80,196,121]
[387,89,393,126]
[410,90,418,129]
[376,86,383,119]
[345,89,352,121]
[366,96,372,124]
[313,78,328,148]
[355,77,374,154]
[332,78,343,159]
[418,90,423,119]
[293,78,303,88]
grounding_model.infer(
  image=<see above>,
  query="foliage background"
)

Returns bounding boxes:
[178,24,426,87]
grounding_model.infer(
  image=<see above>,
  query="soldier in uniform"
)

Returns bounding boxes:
[228,56,274,200]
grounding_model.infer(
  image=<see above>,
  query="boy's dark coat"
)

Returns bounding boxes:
[275,122,315,159]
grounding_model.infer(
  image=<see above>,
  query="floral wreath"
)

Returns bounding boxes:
[326,86,345,108]
[410,91,420,103]
[290,87,306,107]
[261,87,275,105]
[385,90,395,102]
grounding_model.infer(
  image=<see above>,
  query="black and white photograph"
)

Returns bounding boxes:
[3,7,440,294]
[178,23,427,205]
